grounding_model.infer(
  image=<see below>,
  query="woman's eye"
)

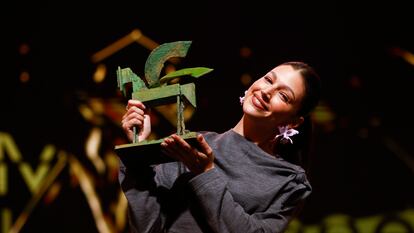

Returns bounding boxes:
[265,76,272,83]
[279,93,290,103]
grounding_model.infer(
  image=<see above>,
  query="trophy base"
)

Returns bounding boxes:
[114,131,198,166]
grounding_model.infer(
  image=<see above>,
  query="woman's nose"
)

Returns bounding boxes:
[261,89,271,102]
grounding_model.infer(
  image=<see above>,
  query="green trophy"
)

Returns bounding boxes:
[114,41,213,166]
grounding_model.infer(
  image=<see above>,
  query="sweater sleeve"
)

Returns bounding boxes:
[118,159,164,233]
[188,168,311,233]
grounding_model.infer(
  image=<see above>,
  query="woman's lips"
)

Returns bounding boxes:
[252,94,267,111]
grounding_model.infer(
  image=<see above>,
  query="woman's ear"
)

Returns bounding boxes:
[289,116,304,129]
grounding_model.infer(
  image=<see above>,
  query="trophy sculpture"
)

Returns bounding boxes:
[114,41,213,166]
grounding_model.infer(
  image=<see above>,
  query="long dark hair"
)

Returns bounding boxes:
[275,61,321,172]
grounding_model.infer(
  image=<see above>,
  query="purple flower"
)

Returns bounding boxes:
[275,126,299,144]
[239,91,248,105]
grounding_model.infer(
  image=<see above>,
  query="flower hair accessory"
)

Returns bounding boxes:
[239,90,248,105]
[275,125,299,144]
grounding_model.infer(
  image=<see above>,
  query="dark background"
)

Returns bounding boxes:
[1,1,414,232]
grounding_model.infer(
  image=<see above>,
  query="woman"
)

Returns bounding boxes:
[119,61,322,232]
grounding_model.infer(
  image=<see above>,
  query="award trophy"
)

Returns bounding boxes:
[114,41,213,166]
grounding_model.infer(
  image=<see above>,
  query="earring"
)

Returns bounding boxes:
[275,125,299,144]
[239,90,248,105]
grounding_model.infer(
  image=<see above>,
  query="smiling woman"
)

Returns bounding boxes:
[119,61,322,233]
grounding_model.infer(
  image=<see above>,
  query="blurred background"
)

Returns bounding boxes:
[1,1,414,233]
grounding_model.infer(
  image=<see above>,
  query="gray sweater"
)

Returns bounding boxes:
[118,129,312,233]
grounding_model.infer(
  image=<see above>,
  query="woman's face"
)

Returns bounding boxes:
[243,64,305,127]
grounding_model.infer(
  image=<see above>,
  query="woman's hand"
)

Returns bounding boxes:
[121,99,151,142]
[161,134,215,175]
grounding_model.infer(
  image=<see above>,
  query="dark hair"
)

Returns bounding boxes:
[275,61,321,172]
[282,61,321,117]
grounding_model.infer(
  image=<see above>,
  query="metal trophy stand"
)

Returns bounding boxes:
[114,41,213,166]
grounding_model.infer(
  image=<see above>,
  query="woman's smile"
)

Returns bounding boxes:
[252,93,268,111]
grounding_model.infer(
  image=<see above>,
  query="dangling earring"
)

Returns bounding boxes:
[275,125,299,144]
[239,90,248,105]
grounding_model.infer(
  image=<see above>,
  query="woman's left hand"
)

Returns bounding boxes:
[161,134,214,175]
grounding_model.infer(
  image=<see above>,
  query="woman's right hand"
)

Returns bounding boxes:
[121,99,151,142]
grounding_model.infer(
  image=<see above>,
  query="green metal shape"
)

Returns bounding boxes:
[132,83,196,108]
[114,131,199,165]
[117,67,147,96]
[144,41,192,88]
[159,67,214,86]
[114,40,213,165]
